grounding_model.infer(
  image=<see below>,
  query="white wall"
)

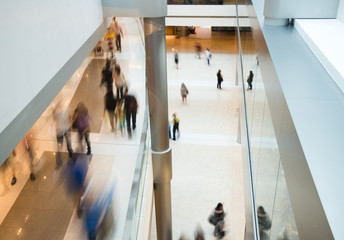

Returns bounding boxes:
[337,0,344,22]
[0,0,103,134]
[264,0,340,19]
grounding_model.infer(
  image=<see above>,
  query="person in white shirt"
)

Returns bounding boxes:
[54,104,73,168]
[113,63,126,99]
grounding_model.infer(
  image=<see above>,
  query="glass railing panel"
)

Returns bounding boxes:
[130,127,150,239]
[236,1,299,239]
[123,104,149,240]
[269,164,299,240]
[123,17,150,238]
[235,7,260,239]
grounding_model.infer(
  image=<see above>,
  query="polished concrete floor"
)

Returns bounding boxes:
[0,19,246,240]
[150,28,245,239]
[0,152,78,239]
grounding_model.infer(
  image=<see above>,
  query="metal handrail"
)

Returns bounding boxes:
[235,2,260,239]
[122,102,149,239]
[122,18,149,237]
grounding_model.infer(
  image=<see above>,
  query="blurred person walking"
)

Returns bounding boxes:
[93,40,103,57]
[104,90,117,132]
[217,69,223,90]
[174,50,179,69]
[205,48,212,66]
[123,89,138,138]
[113,63,126,100]
[54,104,73,169]
[194,224,205,240]
[172,113,180,141]
[6,150,17,186]
[115,98,126,136]
[25,137,37,181]
[195,42,202,59]
[180,83,189,103]
[179,234,189,240]
[72,103,91,155]
[247,70,254,91]
[169,122,172,139]
[100,59,113,92]
[104,27,115,58]
[109,17,116,34]
[257,206,271,236]
[114,18,123,52]
[208,202,226,238]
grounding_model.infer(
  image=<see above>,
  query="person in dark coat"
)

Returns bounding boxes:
[247,70,254,90]
[123,89,138,138]
[217,70,223,90]
[104,90,117,132]
[174,50,179,69]
[258,206,271,235]
[101,60,113,92]
[208,202,226,238]
[72,103,91,155]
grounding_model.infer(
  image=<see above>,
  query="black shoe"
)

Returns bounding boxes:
[11,177,17,186]
[68,151,73,157]
[30,173,36,181]
[87,149,91,155]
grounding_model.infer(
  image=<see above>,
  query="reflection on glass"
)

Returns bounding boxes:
[239,22,299,239]
[130,134,150,239]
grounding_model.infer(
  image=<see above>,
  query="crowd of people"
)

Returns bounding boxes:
[101,58,138,138]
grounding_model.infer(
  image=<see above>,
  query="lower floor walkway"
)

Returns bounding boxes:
[151,30,245,239]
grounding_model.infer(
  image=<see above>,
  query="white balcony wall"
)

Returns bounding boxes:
[264,0,340,19]
[0,0,103,135]
[337,0,344,22]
